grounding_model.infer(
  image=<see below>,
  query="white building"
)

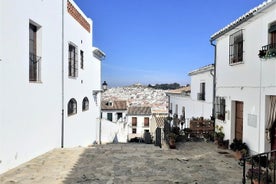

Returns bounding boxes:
[0,0,104,173]
[127,106,152,140]
[210,0,276,154]
[167,64,214,126]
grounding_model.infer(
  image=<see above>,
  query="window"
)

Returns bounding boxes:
[68,98,77,116]
[117,113,123,121]
[68,43,78,77]
[269,22,276,45]
[215,97,225,121]
[29,23,41,82]
[107,113,113,121]
[82,97,89,111]
[132,117,137,126]
[80,50,84,69]
[198,82,205,101]
[132,128,137,134]
[144,117,149,127]
[229,30,243,64]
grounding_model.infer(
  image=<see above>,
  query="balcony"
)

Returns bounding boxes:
[259,43,276,58]
[197,93,205,101]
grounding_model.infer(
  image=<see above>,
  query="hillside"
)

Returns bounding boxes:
[101,85,168,113]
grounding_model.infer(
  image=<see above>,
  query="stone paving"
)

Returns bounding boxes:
[0,142,244,184]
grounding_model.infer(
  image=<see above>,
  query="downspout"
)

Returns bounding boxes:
[61,0,65,148]
[210,39,216,122]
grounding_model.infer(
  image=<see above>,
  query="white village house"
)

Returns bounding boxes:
[100,100,128,143]
[0,0,104,173]
[167,64,214,126]
[127,106,152,140]
[210,0,276,154]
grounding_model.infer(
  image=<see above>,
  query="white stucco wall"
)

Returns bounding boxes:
[0,0,102,174]
[169,67,214,125]
[127,115,151,139]
[63,0,100,147]
[101,110,127,123]
[215,3,276,154]
[100,119,128,143]
[0,0,62,173]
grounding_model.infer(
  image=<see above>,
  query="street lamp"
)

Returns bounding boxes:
[102,81,108,91]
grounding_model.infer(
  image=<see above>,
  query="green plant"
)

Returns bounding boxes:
[214,125,225,141]
[230,139,249,157]
[246,167,271,183]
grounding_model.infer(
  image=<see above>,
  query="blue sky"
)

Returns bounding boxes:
[74,0,265,87]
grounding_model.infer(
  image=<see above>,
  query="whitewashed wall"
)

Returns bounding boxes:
[215,3,276,153]
[63,0,100,147]
[169,68,214,122]
[0,0,102,174]
[127,115,151,139]
[100,119,128,143]
[0,0,62,174]
[101,110,127,123]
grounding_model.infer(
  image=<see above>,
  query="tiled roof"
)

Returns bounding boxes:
[101,100,127,110]
[166,86,191,95]
[211,0,276,40]
[127,106,151,115]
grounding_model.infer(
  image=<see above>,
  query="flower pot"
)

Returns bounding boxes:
[234,150,243,160]
[169,138,176,149]
[253,179,264,184]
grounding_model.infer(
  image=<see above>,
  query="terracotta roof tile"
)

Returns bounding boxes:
[101,100,127,110]
[127,106,151,115]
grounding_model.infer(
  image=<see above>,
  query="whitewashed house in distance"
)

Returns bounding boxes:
[210,0,276,154]
[127,106,152,140]
[100,100,128,143]
[101,101,127,122]
[0,0,104,174]
[167,64,214,126]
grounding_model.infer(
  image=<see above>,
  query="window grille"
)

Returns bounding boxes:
[229,30,243,64]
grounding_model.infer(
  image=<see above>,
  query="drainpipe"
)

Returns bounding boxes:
[61,0,65,148]
[210,39,216,122]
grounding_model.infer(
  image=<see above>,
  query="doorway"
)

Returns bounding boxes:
[235,101,244,141]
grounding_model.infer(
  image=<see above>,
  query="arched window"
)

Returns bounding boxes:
[82,97,89,111]
[68,98,77,115]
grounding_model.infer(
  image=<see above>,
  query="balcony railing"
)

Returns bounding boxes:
[197,93,205,101]
[241,150,276,184]
[29,53,41,81]
[259,43,276,58]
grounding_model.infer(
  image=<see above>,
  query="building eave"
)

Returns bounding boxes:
[210,0,276,41]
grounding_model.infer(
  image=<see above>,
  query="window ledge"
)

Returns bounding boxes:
[29,81,43,84]
[229,61,244,66]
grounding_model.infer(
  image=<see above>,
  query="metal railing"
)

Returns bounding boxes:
[242,150,276,184]
[259,43,276,58]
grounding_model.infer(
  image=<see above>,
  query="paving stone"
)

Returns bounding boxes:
[0,142,243,184]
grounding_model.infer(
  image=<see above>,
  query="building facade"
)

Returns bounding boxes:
[127,106,152,140]
[211,0,276,154]
[167,64,214,127]
[0,0,104,173]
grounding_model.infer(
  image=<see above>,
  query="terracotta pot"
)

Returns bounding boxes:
[234,150,243,160]
[253,179,264,184]
[169,138,176,149]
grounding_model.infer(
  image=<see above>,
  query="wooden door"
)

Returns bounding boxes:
[235,101,243,141]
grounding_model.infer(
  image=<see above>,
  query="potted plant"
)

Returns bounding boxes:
[230,139,249,160]
[167,132,177,149]
[214,125,225,144]
[246,167,271,184]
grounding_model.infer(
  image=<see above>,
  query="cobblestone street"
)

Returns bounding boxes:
[0,142,243,184]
